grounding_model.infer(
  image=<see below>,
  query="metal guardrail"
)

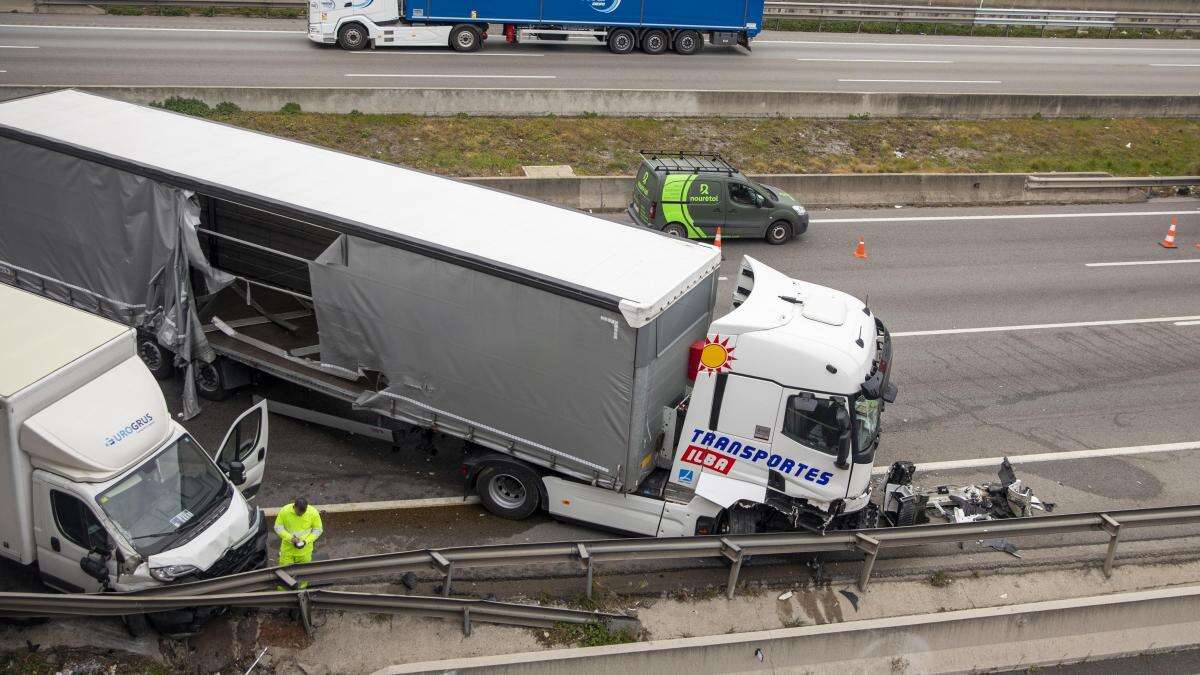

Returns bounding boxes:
[764,3,1200,33]
[1027,175,1200,189]
[0,589,638,637]
[136,504,1200,603]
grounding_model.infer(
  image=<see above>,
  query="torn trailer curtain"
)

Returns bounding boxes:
[0,135,233,419]
[311,235,716,490]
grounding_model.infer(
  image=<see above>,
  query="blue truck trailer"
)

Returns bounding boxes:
[308,0,765,54]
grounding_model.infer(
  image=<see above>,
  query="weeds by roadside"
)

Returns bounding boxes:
[105,5,303,18]
[764,18,1199,40]
[929,571,954,588]
[537,621,640,648]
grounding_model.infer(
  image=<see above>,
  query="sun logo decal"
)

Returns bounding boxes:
[698,335,736,375]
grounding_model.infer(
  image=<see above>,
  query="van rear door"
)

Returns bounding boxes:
[632,163,656,226]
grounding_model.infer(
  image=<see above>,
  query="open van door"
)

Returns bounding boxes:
[212,400,269,499]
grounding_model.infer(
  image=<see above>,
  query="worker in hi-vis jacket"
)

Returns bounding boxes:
[274,497,323,589]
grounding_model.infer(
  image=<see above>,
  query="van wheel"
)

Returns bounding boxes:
[476,464,540,520]
[662,223,688,238]
[337,22,369,50]
[194,360,230,401]
[137,335,174,381]
[450,24,482,52]
[641,29,668,55]
[766,220,792,245]
[674,30,703,55]
[608,28,635,54]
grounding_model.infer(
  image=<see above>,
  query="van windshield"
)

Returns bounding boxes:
[96,434,230,556]
[750,180,777,201]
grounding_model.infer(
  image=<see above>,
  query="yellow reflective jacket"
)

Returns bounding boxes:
[274,503,323,554]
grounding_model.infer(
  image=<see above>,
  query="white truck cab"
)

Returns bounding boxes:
[0,284,270,618]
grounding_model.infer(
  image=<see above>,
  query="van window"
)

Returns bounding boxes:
[729,183,761,207]
[51,490,107,550]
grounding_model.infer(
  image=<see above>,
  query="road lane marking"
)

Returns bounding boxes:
[1176,320,1200,326]
[797,58,953,64]
[758,38,1200,53]
[0,23,295,34]
[1086,259,1200,267]
[872,441,1200,475]
[839,78,1001,84]
[893,315,1200,338]
[811,209,1200,224]
[349,51,543,57]
[0,44,37,48]
[1151,63,1200,67]
[345,73,556,79]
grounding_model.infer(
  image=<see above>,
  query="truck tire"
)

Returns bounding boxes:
[194,360,230,401]
[450,25,482,52]
[476,464,540,520]
[765,220,792,245]
[337,22,369,51]
[608,28,635,54]
[674,30,703,55]
[641,29,669,55]
[662,223,688,238]
[137,335,174,381]
[720,504,758,535]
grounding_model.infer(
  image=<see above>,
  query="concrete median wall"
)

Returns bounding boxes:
[382,585,1200,674]
[467,172,1143,211]
[2,86,1198,119]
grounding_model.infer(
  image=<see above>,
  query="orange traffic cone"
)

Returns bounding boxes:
[1160,217,1179,249]
[853,236,868,259]
[714,226,723,251]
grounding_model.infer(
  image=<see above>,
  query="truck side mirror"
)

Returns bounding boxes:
[834,407,852,470]
[228,461,246,486]
[80,555,110,585]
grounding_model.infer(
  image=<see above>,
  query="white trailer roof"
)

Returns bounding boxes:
[0,283,129,398]
[0,90,721,328]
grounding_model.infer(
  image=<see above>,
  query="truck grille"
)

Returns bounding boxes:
[197,534,265,580]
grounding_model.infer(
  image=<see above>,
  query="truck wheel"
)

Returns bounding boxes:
[137,335,174,381]
[641,29,669,55]
[337,23,369,51]
[608,28,635,54]
[450,25,482,52]
[194,360,230,401]
[765,220,792,245]
[662,223,688,238]
[674,30,703,55]
[476,464,540,520]
[720,504,758,535]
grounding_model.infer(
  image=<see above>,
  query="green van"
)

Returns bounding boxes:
[628,152,809,245]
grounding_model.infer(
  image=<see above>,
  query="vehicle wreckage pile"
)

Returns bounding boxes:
[881,459,1053,527]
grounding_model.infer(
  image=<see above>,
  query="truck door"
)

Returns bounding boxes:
[680,373,783,491]
[212,400,269,499]
[31,474,113,593]
[726,181,769,237]
[770,391,853,504]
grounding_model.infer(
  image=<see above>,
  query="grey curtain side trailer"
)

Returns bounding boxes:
[0,89,721,497]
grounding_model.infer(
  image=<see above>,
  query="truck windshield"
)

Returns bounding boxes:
[96,434,229,556]
[854,396,882,457]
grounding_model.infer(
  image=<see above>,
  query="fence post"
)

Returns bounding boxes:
[720,538,744,600]
[1100,514,1122,578]
[854,533,881,592]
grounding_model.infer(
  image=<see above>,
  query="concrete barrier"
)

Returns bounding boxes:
[2,86,1198,119]
[467,172,1143,211]
[378,585,1200,674]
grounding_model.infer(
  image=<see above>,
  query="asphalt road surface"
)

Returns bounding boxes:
[2,15,1200,94]
[153,198,1200,555]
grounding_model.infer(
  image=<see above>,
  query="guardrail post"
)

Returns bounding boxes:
[430,551,453,597]
[1100,514,1122,578]
[854,533,881,592]
[577,544,594,600]
[274,568,299,590]
[297,590,314,636]
[462,606,472,637]
[720,538,744,600]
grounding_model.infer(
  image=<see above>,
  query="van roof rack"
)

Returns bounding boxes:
[639,151,739,176]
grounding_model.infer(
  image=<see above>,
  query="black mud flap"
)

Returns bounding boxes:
[739,32,751,51]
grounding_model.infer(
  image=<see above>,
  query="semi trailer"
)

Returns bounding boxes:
[0,90,913,540]
[308,0,765,53]
[0,283,271,630]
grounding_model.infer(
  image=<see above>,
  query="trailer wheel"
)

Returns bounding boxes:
[765,220,792,245]
[674,30,703,55]
[450,24,482,52]
[194,360,230,401]
[662,223,688,238]
[337,22,369,51]
[137,335,174,381]
[476,464,540,520]
[641,29,669,55]
[607,28,635,54]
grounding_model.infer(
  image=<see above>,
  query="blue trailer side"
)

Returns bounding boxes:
[408,0,765,39]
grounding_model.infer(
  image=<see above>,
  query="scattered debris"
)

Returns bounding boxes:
[400,572,417,591]
[881,458,1050,527]
[777,591,794,601]
[980,538,1022,558]
[839,589,860,611]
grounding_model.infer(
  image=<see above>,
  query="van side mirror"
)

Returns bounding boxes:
[80,554,110,585]
[834,407,852,470]
[228,461,246,486]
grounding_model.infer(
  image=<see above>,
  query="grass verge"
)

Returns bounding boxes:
[764,18,1199,40]
[105,5,303,18]
[538,621,641,648]
[151,97,1200,178]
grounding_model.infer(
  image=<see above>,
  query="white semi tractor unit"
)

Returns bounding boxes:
[0,90,895,539]
[0,284,271,618]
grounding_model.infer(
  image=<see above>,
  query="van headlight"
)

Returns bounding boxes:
[792,205,807,215]
[150,564,198,582]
